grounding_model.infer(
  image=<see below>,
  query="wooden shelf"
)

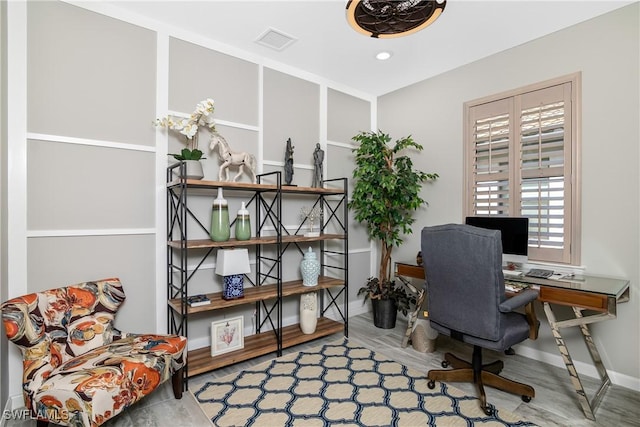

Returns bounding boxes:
[186,317,344,377]
[167,178,345,196]
[281,276,345,298]
[168,236,278,249]
[167,233,346,249]
[187,329,278,377]
[168,275,345,314]
[168,178,277,192]
[280,317,345,350]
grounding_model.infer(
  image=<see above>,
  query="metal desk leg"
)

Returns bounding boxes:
[573,306,611,415]
[543,302,610,421]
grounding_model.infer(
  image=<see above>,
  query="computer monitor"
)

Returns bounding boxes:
[465,216,529,267]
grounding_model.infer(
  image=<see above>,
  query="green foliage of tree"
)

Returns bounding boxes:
[349,130,438,310]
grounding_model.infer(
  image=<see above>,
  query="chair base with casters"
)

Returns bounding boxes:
[427,345,534,415]
[1,278,187,427]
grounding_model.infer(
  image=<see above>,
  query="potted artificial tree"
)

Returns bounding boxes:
[349,130,438,329]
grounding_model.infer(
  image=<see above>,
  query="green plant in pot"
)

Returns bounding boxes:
[349,130,438,329]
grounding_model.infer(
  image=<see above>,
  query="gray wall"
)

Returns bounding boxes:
[327,89,373,303]
[2,0,373,402]
[378,4,639,384]
[26,0,158,330]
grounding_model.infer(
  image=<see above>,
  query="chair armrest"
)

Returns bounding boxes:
[499,289,538,312]
[500,289,540,340]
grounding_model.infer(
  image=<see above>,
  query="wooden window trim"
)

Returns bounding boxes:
[463,73,581,266]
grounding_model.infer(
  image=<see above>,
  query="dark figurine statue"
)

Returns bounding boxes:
[284,138,294,185]
[312,143,324,187]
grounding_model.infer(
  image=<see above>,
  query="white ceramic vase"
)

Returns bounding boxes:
[182,160,204,180]
[299,292,318,334]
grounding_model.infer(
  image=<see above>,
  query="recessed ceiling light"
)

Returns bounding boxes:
[376,51,392,60]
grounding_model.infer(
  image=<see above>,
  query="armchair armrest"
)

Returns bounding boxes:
[500,289,540,340]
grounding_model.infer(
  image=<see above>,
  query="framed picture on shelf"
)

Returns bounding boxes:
[211,316,244,357]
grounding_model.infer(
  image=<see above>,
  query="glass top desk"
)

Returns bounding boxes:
[395,261,630,421]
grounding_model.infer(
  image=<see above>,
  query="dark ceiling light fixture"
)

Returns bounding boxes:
[346,0,446,38]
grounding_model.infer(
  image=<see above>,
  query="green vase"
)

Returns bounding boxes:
[210,188,230,242]
[234,202,251,241]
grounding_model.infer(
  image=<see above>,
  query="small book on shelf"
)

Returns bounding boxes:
[187,294,210,307]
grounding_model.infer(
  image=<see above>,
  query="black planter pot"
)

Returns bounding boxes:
[372,298,398,329]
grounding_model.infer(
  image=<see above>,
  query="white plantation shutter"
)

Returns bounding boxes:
[519,84,572,263]
[469,99,512,216]
[465,77,579,265]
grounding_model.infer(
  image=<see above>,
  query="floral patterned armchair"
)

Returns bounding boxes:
[1,278,186,427]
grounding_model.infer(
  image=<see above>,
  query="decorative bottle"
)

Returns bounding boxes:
[300,291,318,334]
[235,202,251,241]
[300,247,320,286]
[210,188,230,242]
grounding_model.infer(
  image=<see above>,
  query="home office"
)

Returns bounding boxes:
[396,216,631,421]
[2,1,638,426]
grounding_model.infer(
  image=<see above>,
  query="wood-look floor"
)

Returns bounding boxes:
[7,312,640,426]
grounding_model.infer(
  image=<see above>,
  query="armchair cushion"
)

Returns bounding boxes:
[1,278,186,427]
[31,334,186,426]
[2,279,125,365]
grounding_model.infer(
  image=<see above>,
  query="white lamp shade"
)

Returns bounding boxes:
[216,249,251,276]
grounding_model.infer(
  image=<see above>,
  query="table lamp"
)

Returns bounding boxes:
[216,248,251,300]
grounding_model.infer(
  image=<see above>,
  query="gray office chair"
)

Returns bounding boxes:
[421,223,539,415]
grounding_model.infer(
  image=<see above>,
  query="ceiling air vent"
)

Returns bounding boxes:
[255,28,297,51]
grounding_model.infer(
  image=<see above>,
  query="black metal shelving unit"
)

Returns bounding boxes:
[166,164,348,389]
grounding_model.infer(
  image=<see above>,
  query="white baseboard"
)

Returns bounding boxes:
[347,300,370,318]
[514,344,640,392]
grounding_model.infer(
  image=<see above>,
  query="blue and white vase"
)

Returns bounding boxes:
[222,274,244,300]
[300,247,320,286]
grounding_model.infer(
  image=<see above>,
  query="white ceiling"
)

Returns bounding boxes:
[103,0,635,96]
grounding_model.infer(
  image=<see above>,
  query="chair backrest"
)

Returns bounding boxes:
[1,278,126,365]
[421,224,505,342]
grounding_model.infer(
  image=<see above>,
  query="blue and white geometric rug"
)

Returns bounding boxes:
[193,339,537,426]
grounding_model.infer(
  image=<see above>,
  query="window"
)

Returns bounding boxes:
[464,74,581,265]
